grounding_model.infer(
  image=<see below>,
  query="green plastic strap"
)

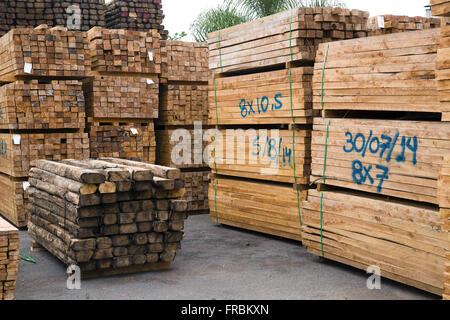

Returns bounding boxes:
[218,31,224,73]
[321,43,330,110]
[288,9,302,227]
[20,253,36,264]
[323,119,331,183]
[319,120,331,257]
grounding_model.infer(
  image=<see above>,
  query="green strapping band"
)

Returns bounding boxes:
[20,252,36,264]
[321,43,330,110]
[288,8,302,227]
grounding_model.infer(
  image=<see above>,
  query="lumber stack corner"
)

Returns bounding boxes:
[0,216,19,300]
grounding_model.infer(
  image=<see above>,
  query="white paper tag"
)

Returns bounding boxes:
[13,134,21,145]
[148,50,154,62]
[146,78,154,85]
[130,128,139,135]
[24,62,32,74]
[377,16,385,28]
[23,182,30,191]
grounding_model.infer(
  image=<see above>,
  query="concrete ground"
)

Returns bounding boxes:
[15,214,438,300]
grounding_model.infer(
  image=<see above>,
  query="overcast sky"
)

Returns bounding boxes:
[162,0,431,41]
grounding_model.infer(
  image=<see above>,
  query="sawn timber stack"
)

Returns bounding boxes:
[27,158,189,277]
[439,155,450,300]
[0,216,19,300]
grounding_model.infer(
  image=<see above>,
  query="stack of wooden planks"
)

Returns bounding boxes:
[302,189,447,296]
[88,121,156,164]
[439,155,450,300]
[27,158,188,277]
[0,80,86,130]
[0,174,28,228]
[207,7,369,74]
[83,76,159,119]
[182,171,210,214]
[368,15,441,36]
[436,18,450,122]
[209,67,314,125]
[210,176,306,241]
[0,216,19,300]
[86,27,161,75]
[105,0,168,40]
[432,0,450,17]
[0,0,105,36]
[0,25,90,82]
[313,28,441,115]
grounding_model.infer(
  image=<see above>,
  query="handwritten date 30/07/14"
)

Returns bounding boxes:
[342,130,418,193]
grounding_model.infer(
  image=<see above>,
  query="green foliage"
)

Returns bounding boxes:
[168,32,188,41]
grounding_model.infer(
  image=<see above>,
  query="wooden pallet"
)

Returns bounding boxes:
[311,118,450,205]
[209,176,305,241]
[431,0,450,17]
[83,75,159,119]
[161,40,209,82]
[207,7,369,74]
[0,25,90,82]
[209,127,311,184]
[0,216,19,300]
[87,27,161,75]
[0,131,90,178]
[313,28,441,115]
[209,67,313,125]
[302,189,446,296]
[88,121,156,164]
[158,83,208,126]
[437,22,450,122]
[0,80,86,130]
[368,15,441,36]
[0,174,28,228]
[181,170,210,212]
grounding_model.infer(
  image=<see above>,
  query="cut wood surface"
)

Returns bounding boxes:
[209,176,305,241]
[0,25,90,82]
[0,174,28,228]
[207,7,369,74]
[431,0,450,17]
[0,216,19,300]
[0,80,85,130]
[158,84,208,126]
[440,156,450,300]
[88,121,156,164]
[87,27,161,75]
[27,158,188,275]
[83,75,159,119]
[105,0,168,40]
[311,118,450,204]
[208,128,311,184]
[182,170,210,212]
[368,15,441,36]
[302,189,446,296]
[313,28,441,114]
[161,41,209,82]
[437,23,450,121]
[209,67,313,125]
[0,132,90,178]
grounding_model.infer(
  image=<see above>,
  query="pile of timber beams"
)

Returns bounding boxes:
[439,156,450,300]
[210,176,305,241]
[313,29,441,115]
[181,170,210,214]
[0,80,86,130]
[431,0,450,17]
[0,217,19,300]
[52,0,105,32]
[437,20,450,122]
[105,0,168,40]
[27,158,188,277]
[0,26,90,82]
[207,7,369,74]
[368,15,441,36]
[0,174,28,228]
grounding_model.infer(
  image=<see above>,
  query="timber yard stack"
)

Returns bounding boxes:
[0,0,105,36]
[156,41,210,215]
[27,158,189,278]
[439,156,450,300]
[105,0,168,40]
[207,7,369,240]
[302,28,450,297]
[0,26,90,227]
[85,27,161,165]
[0,217,19,300]
[368,15,441,36]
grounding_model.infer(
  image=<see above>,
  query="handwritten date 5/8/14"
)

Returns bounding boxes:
[342,131,418,193]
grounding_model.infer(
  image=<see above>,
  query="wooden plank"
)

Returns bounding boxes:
[368,15,441,36]
[0,174,28,228]
[0,215,19,300]
[431,0,450,17]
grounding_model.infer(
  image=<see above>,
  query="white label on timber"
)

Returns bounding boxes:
[22,182,30,191]
[146,78,154,85]
[148,50,154,62]
[377,16,385,28]
[13,134,21,145]
[24,63,32,74]
[130,128,139,135]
